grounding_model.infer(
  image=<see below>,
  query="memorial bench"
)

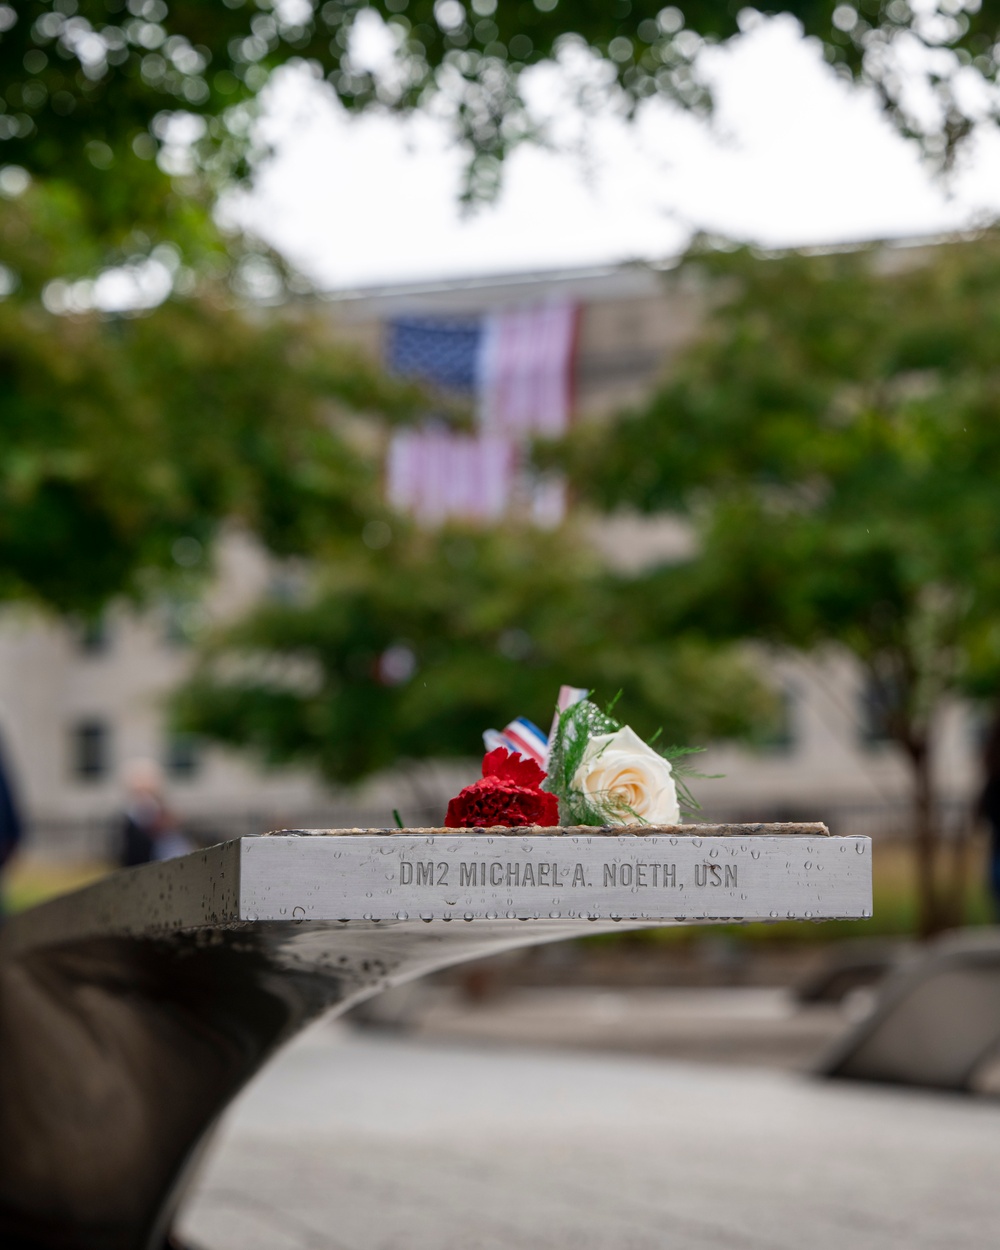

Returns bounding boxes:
[821,926,1000,1092]
[0,823,871,1250]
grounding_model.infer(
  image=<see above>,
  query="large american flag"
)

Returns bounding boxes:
[478,303,577,438]
[387,315,482,393]
[386,429,516,525]
[385,302,577,524]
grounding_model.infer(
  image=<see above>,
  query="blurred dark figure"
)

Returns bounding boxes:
[977,716,1000,918]
[0,737,23,916]
[118,758,192,867]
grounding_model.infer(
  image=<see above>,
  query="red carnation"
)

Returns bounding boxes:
[445,747,559,829]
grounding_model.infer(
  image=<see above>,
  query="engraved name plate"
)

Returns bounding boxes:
[240,830,872,923]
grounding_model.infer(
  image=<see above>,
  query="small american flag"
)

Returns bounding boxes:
[483,717,550,768]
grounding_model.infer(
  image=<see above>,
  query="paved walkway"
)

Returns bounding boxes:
[404,986,852,1069]
[180,1020,1000,1250]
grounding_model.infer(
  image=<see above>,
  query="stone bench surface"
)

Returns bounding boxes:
[1,824,870,956]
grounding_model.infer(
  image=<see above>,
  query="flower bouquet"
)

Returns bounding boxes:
[443,686,712,830]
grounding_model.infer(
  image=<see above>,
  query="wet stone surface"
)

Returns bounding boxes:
[180,1024,1000,1250]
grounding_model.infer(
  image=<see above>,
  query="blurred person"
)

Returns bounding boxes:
[977,717,1000,919]
[118,758,193,867]
[0,735,23,917]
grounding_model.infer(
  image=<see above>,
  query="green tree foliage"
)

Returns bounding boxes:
[0,141,770,782]
[0,0,774,791]
[559,232,1000,932]
[2,0,995,227]
[8,0,993,798]
[0,151,427,612]
[0,270,422,612]
[173,525,772,785]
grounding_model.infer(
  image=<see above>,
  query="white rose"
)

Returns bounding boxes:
[571,725,680,825]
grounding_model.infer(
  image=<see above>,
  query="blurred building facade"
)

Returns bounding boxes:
[0,262,980,857]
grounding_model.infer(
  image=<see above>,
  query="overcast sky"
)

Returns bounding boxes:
[229,15,1000,291]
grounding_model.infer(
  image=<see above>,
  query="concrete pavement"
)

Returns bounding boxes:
[179,1019,1000,1250]
[403,986,853,1069]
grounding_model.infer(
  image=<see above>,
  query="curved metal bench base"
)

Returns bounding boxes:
[0,918,610,1250]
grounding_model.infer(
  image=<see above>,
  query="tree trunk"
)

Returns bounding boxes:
[905,736,945,938]
[944,808,973,930]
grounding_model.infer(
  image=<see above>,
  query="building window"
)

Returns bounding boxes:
[267,569,307,605]
[755,685,797,754]
[71,719,110,782]
[859,675,899,748]
[165,733,201,781]
[77,614,111,656]
[162,599,193,648]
